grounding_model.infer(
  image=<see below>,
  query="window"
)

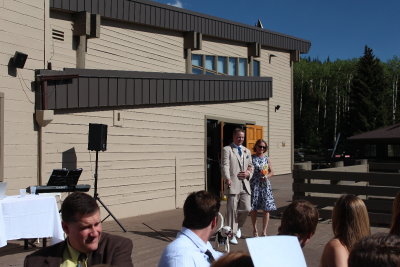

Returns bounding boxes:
[253,60,260,77]
[192,54,203,74]
[238,58,247,76]
[192,54,259,77]
[388,144,400,158]
[228,58,237,76]
[205,56,216,75]
[217,56,227,74]
[364,144,376,157]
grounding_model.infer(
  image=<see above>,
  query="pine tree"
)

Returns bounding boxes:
[348,46,388,136]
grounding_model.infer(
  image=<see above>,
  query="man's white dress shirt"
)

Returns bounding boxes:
[158,227,223,267]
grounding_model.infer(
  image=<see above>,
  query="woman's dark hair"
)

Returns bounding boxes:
[61,192,99,223]
[348,233,400,267]
[182,191,220,229]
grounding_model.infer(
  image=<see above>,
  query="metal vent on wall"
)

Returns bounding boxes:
[52,29,64,41]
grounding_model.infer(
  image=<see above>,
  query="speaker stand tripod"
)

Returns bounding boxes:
[93,150,127,232]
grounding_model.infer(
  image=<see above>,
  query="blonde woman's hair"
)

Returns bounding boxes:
[332,194,371,251]
[389,191,400,235]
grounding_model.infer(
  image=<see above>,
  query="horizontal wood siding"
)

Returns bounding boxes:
[195,39,293,175]
[49,0,311,53]
[262,49,292,175]
[201,37,247,58]
[49,13,76,70]
[86,22,185,72]
[0,0,45,194]
[43,98,270,218]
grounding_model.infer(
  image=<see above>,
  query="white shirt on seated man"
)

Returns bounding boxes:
[158,191,223,267]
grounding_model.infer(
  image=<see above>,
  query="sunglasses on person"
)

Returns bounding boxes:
[258,145,267,149]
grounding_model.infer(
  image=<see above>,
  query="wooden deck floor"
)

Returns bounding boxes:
[0,174,388,267]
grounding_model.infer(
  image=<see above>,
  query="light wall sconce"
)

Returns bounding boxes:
[275,105,280,112]
[269,54,277,64]
[11,51,28,69]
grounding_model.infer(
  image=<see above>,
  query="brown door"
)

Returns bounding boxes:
[246,125,264,154]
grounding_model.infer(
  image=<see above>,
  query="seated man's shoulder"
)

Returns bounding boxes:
[159,238,200,267]
[27,241,65,257]
[100,232,133,247]
[165,235,196,252]
[24,241,65,266]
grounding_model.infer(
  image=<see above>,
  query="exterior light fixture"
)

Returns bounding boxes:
[269,54,277,64]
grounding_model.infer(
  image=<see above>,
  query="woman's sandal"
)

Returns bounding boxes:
[253,231,259,237]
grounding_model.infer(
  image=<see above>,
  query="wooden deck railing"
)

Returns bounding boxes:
[369,162,400,173]
[292,169,400,225]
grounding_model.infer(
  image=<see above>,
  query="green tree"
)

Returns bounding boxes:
[348,46,388,136]
[294,58,356,150]
[294,47,397,153]
[385,56,400,123]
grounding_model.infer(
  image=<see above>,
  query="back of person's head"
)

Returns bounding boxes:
[389,191,400,235]
[61,192,99,223]
[332,194,370,250]
[211,251,254,267]
[278,200,319,244]
[182,190,220,229]
[348,233,400,267]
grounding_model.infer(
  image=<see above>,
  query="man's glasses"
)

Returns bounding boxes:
[258,145,267,149]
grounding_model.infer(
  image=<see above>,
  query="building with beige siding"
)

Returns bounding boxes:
[0,0,310,218]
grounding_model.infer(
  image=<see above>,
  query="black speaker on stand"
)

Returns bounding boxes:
[88,123,126,232]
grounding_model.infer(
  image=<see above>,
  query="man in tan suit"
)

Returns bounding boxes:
[221,128,253,244]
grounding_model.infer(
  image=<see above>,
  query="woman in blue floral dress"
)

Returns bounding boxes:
[250,139,276,237]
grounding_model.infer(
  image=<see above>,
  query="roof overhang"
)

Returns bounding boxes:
[348,123,400,144]
[35,69,273,111]
[50,0,311,54]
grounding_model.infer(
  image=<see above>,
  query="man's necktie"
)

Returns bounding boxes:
[77,253,87,267]
[205,250,215,263]
[238,146,242,156]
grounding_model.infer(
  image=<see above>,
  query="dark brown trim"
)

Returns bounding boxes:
[36,69,273,111]
[50,0,311,53]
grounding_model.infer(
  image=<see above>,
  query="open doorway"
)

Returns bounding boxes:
[206,120,245,198]
[206,119,264,198]
[206,119,222,197]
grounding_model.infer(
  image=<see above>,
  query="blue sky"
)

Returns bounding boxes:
[155,0,399,62]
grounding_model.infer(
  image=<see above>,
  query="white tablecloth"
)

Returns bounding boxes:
[0,194,64,247]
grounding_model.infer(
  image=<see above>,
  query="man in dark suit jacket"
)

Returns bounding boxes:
[24,192,133,267]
